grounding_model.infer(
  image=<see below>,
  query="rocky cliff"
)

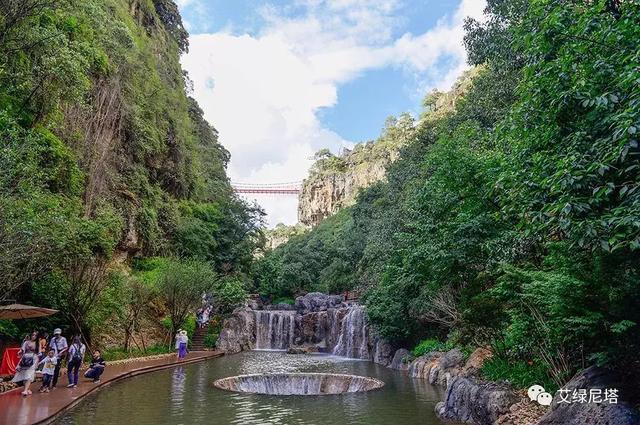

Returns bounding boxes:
[297,68,480,227]
[298,113,417,226]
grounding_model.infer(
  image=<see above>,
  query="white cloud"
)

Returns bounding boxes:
[181,0,485,226]
[175,0,196,8]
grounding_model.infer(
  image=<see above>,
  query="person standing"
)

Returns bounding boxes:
[176,330,188,361]
[66,336,85,388]
[49,328,68,388]
[12,331,38,396]
[38,332,48,361]
[196,308,204,328]
[38,349,57,392]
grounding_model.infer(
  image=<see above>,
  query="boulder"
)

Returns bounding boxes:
[409,349,465,385]
[295,292,344,314]
[389,348,413,370]
[372,338,394,367]
[435,376,519,425]
[216,307,256,354]
[495,396,548,425]
[247,294,263,310]
[537,366,640,425]
[463,347,492,373]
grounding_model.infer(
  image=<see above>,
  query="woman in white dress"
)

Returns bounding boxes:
[12,331,38,396]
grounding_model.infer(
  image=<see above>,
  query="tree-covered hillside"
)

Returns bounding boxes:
[0,0,262,344]
[252,0,640,391]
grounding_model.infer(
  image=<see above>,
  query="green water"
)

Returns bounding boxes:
[56,351,446,425]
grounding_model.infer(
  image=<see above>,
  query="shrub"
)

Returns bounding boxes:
[412,338,447,357]
[481,356,557,393]
[272,297,295,305]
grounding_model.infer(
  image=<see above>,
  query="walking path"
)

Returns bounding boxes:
[0,350,222,425]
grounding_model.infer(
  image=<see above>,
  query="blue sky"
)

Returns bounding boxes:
[178,0,485,225]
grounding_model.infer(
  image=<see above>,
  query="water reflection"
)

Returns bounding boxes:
[56,351,446,425]
[170,366,186,413]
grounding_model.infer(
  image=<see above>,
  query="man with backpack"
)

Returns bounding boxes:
[49,328,68,388]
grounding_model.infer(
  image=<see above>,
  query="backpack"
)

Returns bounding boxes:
[71,344,83,363]
[18,354,34,370]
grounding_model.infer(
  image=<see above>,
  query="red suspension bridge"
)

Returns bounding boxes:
[231,181,302,195]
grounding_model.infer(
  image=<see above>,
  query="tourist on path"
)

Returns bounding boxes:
[201,306,211,328]
[176,330,188,360]
[84,350,106,383]
[66,336,86,388]
[38,349,57,392]
[49,328,68,388]
[196,308,204,328]
[37,332,48,362]
[12,331,38,396]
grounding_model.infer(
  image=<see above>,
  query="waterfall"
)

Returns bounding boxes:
[254,310,296,349]
[332,305,370,359]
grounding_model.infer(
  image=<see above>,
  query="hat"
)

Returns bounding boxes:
[53,328,62,335]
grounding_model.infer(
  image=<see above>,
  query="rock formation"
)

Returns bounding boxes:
[298,153,393,226]
[389,348,413,370]
[537,366,640,425]
[435,376,519,425]
[217,293,382,361]
[216,307,256,354]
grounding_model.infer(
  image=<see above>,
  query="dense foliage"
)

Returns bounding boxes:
[252,0,640,390]
[0,0,262,345]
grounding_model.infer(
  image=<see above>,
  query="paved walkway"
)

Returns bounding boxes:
[0,351,222,425]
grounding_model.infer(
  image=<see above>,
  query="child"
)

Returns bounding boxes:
[38,349,57,392]
[84,350,106,383]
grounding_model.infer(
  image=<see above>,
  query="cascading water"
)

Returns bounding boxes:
[332,305,370,359]
[250,302,372,358]
[254,310,296,349]
[214,373,384,395]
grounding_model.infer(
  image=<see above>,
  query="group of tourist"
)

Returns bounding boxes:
[196,305,212,329]
[11,328,106,397]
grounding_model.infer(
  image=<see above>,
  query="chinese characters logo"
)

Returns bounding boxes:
[528,385,619,406]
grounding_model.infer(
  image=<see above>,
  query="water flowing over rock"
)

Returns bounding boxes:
[254,310,296,350]
[332,305,370,359]
[214,373,384,395]
[217,295,380,361]
[297,308,345,350]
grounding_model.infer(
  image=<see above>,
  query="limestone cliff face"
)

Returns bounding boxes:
[298,148,397,226]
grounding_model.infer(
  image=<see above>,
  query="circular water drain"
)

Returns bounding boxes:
[214,373,384,395]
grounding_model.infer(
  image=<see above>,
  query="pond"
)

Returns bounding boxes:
[56,350,446,425]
